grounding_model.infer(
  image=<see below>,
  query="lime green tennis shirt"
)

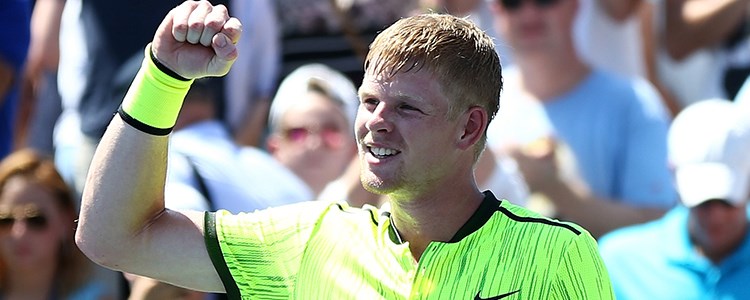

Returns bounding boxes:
[205,191,614,299]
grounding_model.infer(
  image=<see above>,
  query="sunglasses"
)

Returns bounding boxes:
[283,126,345,149]
[0,214,49,232]
[499,0,561,11]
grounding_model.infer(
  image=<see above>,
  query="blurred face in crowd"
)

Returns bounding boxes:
[491,0,577,56]
[0,175,70,273]
[688,199,748,262]
[268,90,356,193]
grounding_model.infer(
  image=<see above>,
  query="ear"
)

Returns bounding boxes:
[456,106,488,151]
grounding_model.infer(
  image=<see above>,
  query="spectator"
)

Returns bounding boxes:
[652,0,750,108]
[15,0,64,156]
[0,0,31,159]
[0,149,111,299]
[488,0,677,237]
[266,64,359,198]
[599,99,750,299]
[165,75,312,214]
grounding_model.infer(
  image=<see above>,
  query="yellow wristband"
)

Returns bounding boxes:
[120,44,194,132]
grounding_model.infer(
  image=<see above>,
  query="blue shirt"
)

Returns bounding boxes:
[488,68,677,208]
[598,206,750,300]
[0,0,31,159]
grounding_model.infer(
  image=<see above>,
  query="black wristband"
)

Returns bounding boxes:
[149,48,191,81]
[117,106,174,136]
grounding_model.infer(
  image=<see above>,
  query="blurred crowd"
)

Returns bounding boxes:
[0,0,749,299]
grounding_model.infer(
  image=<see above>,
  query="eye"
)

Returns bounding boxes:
[362,98,379,111]
[399,103,423,113]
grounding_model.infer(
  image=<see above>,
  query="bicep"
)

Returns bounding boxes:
[121,210,225,293]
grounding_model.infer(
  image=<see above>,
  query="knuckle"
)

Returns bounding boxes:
[188,21,205,31]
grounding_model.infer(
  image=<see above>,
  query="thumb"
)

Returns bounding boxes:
[208,33,238,76]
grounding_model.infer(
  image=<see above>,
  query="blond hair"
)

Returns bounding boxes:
[365,14,503,160]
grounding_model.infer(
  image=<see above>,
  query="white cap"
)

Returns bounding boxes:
[669,99,750,207]
[269,64,359,132]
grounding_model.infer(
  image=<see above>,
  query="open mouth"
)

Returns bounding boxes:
[367,146,401,159]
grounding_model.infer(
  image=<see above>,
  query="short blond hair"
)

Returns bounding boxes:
[365,14,503,160]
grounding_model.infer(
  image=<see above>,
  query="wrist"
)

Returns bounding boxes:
[119,44,194,135]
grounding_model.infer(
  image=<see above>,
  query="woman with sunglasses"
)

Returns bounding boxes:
[0,149,109,300]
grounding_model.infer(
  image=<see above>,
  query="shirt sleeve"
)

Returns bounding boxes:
[205,201,333,298]
[550,231,615,299]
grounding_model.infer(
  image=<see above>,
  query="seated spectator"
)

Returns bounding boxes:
[488,0,677,237]
[266,64,359,198]
[0,149,111,299]
[165,77,312,213]
[599,99,750,299]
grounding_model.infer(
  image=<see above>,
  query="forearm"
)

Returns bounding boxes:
[665,0,749,60]
[540,180,666,238]
[76,50,192,265]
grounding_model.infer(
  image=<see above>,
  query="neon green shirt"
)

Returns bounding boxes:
[205,191,614,299]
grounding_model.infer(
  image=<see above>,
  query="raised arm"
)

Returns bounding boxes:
[75,1,241,292]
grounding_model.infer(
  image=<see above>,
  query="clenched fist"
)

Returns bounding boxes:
[151,0,242,79]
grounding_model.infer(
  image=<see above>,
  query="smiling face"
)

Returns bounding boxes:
[356,69,469,198]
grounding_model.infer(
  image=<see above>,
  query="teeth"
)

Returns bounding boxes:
[370,147,398,157]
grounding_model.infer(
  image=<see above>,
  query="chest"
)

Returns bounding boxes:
[291,222,560,299]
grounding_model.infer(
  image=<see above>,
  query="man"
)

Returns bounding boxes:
[488,0,677,237]
[75,1,613,298]
[598,99,750,299]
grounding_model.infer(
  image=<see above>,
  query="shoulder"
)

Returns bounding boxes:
[495,202,586,237]
[589,70,668,118]
[484,202,592,254]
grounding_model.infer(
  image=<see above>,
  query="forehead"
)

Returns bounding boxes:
[0,176,58,213]
[359,69,448,106]
[279,92,350,126]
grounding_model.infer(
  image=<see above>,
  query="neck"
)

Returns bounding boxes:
[515,49,590,100]
[388,174,484,261]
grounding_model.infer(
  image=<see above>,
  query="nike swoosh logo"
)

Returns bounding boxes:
[474,290,520,300]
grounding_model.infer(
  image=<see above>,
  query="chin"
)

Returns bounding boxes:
[361,173,393,195]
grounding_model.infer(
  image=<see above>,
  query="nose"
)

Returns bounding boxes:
[9,221,30,238]
[303,132,324,150]
[364,103,393,133]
